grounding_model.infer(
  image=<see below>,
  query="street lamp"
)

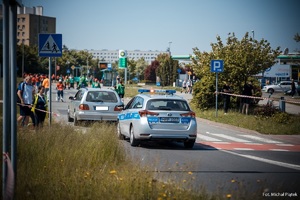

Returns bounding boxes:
[251,30,255,40]
[168,41,172,55]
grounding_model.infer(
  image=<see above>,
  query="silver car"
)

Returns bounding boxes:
[262,81,298,93]
[68,88,124,125]
[117,89,197,148]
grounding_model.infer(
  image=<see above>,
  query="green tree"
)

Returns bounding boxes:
[127,58,137,81]
[156,53,179,86]
[135,58,148,81]
[144,60,159,82]
[191,32,281,109]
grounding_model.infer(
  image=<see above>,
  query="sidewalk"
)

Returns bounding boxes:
[259,93,300,115]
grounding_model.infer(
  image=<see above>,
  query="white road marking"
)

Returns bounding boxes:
[276,144,294,146]
[240,135,282,144]
[234,148,254,151]
[223,150,300,171]
[213,142,230,144]
[244,143,263,145]
[197,134,222,142]
[210,133,251,143]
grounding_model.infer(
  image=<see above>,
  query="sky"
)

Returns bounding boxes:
[23,0,300,55]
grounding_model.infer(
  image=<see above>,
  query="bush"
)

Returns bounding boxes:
[273,112,291,124]
[253,105,278,117]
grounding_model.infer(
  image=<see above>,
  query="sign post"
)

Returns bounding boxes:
[119,50,127,84]
[210,60,224,117]
[39,34,62,125]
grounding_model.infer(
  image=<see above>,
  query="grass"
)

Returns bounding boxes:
[11,123,218,200]
[190,104,300,135]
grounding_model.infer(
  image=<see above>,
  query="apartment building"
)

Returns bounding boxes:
[89,49,168,64]
[17,6,56,46]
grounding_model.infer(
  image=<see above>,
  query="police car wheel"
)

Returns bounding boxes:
[74,116,79,126]
[129,125,139,147]
[117,121,125,140]
[184,140,195,149]
[67,111,74,122]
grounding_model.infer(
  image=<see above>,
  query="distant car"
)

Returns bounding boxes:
[117,89,197,148]
[68,88,124,125]
[262,81,298,93]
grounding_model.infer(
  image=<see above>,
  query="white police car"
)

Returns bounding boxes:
[117,89,197,148]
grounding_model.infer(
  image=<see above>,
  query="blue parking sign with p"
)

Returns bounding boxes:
[211,60,224,72]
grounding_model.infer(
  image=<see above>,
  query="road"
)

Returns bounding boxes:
[50,84,300,198]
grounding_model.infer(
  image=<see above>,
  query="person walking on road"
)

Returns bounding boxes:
[31,86,47,128]
[291,79,296,98]
[92,78,101,88]
[56,79,65,102]
[69,75,74,89]
[181,79,187,93]
[42,75,50,98]
[116,80,125,100]
[17,75,36,127]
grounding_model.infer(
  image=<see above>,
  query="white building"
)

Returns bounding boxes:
[88,49,168,64]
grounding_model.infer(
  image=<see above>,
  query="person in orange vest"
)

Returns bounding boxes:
[42,75,50,98]
[56,79,65,102]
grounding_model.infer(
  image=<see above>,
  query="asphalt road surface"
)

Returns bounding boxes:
[51,85,300,198]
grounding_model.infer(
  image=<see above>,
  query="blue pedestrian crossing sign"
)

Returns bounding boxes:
[39,34,62,57]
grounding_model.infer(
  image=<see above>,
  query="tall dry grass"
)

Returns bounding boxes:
[14,123,215,200]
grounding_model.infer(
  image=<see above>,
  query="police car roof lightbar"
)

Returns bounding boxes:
[138,89,176,95]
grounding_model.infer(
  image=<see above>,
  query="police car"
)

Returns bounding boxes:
[117,89,197,148]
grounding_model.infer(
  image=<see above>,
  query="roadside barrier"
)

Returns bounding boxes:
[0,100,61,117]
[217,92,300,105]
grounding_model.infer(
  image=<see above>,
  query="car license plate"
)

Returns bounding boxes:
[96,106,108,111]
[160,117,179,123]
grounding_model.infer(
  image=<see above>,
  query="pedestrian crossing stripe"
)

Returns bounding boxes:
[40,35,61,54]
[39,33,62,57]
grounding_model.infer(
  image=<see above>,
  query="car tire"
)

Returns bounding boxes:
[117,121,125,140]
[184,140,195,149]
[67,111,74,122]
[74,116,79,126]
[267,88,274,94]
[129,125,139,147]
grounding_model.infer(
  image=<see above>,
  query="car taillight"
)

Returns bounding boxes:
[114,105,123,111]
[138,110,159,117]
[180,111,196,118]
[79,104,89,110]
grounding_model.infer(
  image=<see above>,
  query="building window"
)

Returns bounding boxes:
[22,18,25,22]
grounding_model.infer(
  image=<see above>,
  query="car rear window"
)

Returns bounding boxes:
[146,99,190,111]
[86,91,118,102]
